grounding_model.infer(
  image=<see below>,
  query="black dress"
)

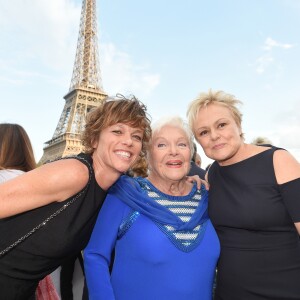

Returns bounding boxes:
[208,147,300,300]
[188,161,206,179]
[0,153,107,299]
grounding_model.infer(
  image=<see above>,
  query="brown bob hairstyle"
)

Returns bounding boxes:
[82,94,152,157]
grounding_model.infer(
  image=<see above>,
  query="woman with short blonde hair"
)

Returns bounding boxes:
[187,89,300,300]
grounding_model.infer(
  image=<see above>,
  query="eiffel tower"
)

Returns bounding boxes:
[39,0,107,164]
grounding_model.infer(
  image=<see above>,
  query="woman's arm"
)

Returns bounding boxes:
[274,150,300,234]
[0,159,89,218]
[84,194,125,300]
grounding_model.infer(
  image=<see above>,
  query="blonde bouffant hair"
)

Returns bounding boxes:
[186,89,244,140]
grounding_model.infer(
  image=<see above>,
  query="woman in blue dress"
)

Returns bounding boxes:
[84,116,220,300]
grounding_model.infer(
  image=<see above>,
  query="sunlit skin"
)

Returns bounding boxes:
[0,123,144,218]
[92,123,143,185]
[193,104,247,166]
[0,122,207,218]
[147,125,193,195]
[193,103,300,234]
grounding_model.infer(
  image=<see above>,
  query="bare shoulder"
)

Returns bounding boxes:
[65,158,91,188]
[273,149,300,184]
[36,158,90,200]
[0,157,92,218]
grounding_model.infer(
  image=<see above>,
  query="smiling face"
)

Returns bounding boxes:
[193,103,244,165]
[148,125,192,183]
[92,123,143,175]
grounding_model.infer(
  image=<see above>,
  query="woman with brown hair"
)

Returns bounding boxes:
[0,95,152,299]
[0,123,60,299]
[0,123,36,181]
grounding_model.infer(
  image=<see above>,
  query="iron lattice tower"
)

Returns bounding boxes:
[39,0,107,164]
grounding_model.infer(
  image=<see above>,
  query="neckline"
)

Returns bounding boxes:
[218,146,273,168]
[139,177,198,201]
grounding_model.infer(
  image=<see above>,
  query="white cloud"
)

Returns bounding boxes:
[254,37,294,74]
[274,104,300,150]
[100,42,160,98]
[0,75,26,86]
[263,37,294,51]
[0,0,160,98]
[277,125,300,149]
[0,0,80,77]
[267,99,300,157]
[245,98,300,161]
[255,54,273,73]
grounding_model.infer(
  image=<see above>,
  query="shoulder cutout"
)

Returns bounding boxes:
[273,150,300,184]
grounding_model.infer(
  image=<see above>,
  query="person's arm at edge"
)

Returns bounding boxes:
[0,158,89,218]
[274,149,300,234]
[84,194,125,300]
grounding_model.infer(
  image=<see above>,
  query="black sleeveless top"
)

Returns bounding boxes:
[0,153,107,299]
[208,147,300,300]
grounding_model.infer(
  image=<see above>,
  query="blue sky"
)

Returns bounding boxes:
[1,0,299,167]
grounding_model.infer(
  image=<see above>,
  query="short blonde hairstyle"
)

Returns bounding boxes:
[186,89,244,139]
[149,115,195,158]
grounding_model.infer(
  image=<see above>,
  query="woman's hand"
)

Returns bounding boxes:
[186,175,209,190]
